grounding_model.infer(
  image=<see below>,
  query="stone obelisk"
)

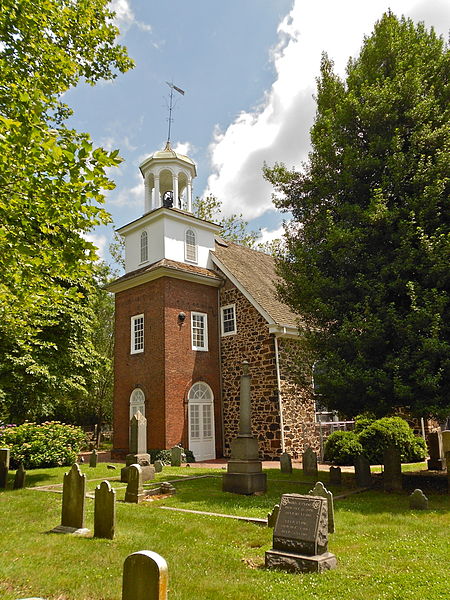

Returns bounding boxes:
[222,361,267,495]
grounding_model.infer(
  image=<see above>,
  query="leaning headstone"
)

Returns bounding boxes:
[383,446,402,492]
[302,447,318,476]
[13,463,26,489]
[124,464,145,504]
[0,448,10,489]
[154,460,163,473]
[280,452,293,474]
[427,431,445,471]
[267,504,280,528]
[122,550,168,600]
[329,466,342,486]
[51,464,89,535]
[354,454,372,488]
[309,481,335,533]
[170,446,182,467]
[265,494,337,573]
[409,488,428,510]
[94,480,116,539]
[121,412,154,484]
[89,449,98,468]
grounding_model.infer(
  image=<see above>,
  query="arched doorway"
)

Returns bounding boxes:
[188,382,215,461]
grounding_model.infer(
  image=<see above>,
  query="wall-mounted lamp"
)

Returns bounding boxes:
[178,312,186,323]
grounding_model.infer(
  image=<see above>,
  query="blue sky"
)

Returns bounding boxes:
[65,0,450,265]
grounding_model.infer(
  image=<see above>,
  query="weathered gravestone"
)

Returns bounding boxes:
[154,460,163,473]
[441,431,450,463]
[354,454,372,488]
[265,494,337,573]
[280,452,293,474]
[94,480,116,539]
[122,550,168,600]
[170,446,182,467]
[222,361,267,495]
[383,446,402,492]
[0,448,10,489]
[267,504,280,528]
[51,464,89,535]
[308,481,335,533]
[302,447,318,477]
[89,449,98,468]
[13,463,26,489]
[121,412,155,484]
[427,431,445,471]
[409,488,428,510]
[329,466,342,486]
[125,464,145,504]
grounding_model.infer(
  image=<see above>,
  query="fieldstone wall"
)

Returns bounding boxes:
[277,338,320,457]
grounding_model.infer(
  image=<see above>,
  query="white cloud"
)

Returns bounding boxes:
[109,0,152,33]
[84,233,108,260]
[205,0,450,221]
[173,141,194,156]
[258,224,285,246]
[110,178,144,207]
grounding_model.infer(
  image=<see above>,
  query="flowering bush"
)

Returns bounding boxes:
[0,421,86,469]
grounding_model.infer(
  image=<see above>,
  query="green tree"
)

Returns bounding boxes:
[264,13,450,419]
[0,0,133,420]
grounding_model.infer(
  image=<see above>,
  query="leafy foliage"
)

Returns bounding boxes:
[264,13,450,418]
[0,421,86,468]
[323,430,363,465]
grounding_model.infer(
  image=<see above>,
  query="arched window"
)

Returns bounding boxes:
[140,230,148,263]
[185,229,197,263]
[129,388,145,420]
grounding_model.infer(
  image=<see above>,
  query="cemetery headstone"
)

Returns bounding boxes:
[154,460,163,473]
[121,412,154,484]
[308,481,335,533]
[51,464,89,535]
[159,482,176,495]
[329,466,342,486]
[409,488,428,510]
[170,446,182,467]
[94,480,116,539]
[125,464,145,504]
[427,431,445,471]
[267,504,280,528]
[354,454,372,488]
[302,447,318,476]
[383,446,402,492]
[122,550,168,600]
[441,430,450,458]
[222,361,267,494]
[13,463,26,489]
[265,493,337,573]
[0,448,10,489]
[280,452,293,474]
[89,449,98,468]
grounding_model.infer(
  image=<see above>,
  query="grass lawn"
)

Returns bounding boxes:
[0,463,449,600]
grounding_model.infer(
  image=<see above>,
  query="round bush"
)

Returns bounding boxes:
[323,430,363,465]
[0,421,86,469]
[358,417,427,464]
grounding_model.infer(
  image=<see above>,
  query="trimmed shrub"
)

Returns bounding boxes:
[0,421,86,469]
[358,417,427,464]
[353,413,376,434]
[323,430,363,465]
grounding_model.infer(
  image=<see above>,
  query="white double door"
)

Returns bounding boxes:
[188,382,216,462]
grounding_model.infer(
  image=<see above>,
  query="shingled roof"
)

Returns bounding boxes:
[212,239,299,330]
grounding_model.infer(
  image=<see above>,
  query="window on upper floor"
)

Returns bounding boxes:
[185,228,197,263]
[131,314,144,354]
[191,311,208,351]
[140,230,149,263]
[221,304,237,336]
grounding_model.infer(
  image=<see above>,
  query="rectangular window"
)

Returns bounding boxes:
[131,314,144,354]
[191,312,208,351]
[221,304,236,336]
[202,404,212,438]
[190,405,200,439]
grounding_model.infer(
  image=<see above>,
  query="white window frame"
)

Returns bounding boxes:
[129,389,145,420]
[185,228,198,263]
[131,314,144,354]
[220,304,237,336]
[191,311,208,351]
[140,230,149,264]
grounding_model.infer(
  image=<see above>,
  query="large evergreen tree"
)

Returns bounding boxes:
[0,0,133,420]
[264,13,450,419]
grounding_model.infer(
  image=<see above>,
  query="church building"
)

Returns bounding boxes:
[108,143,320,461]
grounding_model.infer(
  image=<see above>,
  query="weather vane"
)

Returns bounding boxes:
[165,81,185,145]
